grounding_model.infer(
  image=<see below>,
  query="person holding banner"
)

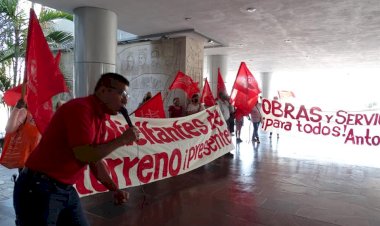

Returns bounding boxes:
[250,101,262,143]
[168,97,183,118]
[139,91,152,107]
[186,93,205,115]
[217,92,231,126]
[13,73,139,226]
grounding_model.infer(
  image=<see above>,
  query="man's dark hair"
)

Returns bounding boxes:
[94,73,129,92]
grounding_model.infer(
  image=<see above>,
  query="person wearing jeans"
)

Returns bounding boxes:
[13,73,139,226]
[250,101,262,143]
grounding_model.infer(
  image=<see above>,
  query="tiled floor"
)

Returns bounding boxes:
[1,131,380,226]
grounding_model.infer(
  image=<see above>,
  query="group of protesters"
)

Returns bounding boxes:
[2,72,268,226]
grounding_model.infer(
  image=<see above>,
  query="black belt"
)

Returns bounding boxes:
[22,167,72,190]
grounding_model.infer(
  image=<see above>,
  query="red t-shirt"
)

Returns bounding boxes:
[26,95,110,185]
[168,105,183,118]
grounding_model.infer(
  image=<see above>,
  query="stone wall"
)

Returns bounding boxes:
[60,36,204,114]
[116,37,204,113]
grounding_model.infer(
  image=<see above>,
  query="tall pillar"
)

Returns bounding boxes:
[74,7,117,97]
[260,72,272,99]
[204,55,228,96]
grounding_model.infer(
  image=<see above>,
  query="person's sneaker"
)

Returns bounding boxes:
[236,138,243,143]
[257,139,260,143]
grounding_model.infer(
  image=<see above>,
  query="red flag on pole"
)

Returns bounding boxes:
[217,68,227,98]
[24,9,69,133]
[134,92,166,118]
[187,81,200,98]
[200,79,216,107]
[230,62,261,120]
[168,71,200,98]
[3,85,25,106]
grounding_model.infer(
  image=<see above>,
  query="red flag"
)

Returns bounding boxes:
[25,9,69,133]
[217,68,227,98]
[3,85,26,106]
[134,93,166,118]
[168,71,200,98]
[200,79,216,107]
[187,81,200,98]
[230,62,261,120]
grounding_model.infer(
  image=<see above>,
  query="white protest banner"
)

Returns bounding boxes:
[75,105,234,197]
[261,98,380,146]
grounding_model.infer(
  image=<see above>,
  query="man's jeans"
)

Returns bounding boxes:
[252,122,260,140]
[13,168,89,226]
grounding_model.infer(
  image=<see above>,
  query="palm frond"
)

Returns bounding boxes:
[0,49,16,63]
[38,9,73,23]
[46,30,73,45]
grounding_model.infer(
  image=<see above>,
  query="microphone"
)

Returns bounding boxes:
[119,107,133,127]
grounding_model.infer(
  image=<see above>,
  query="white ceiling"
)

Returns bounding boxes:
[34,0,380,73]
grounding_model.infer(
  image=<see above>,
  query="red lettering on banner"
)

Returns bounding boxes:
[134,118,213,146]
[153,127,174,143]
[105,158,123,186]
[272,100,283,117]
[296,106,310,120]
[105,119,125,142]
[89,171,107,192]
[283,103,296,119]
[335,111,380,126]
[172,121,193,139]
[136,136,148,145]
[206,109,224,130]
[135,121,154,144]
[182,122,201,136]
[310,107,323,122]
[153,152,169,179]
[206,138,217,152]
[192,119,208,134]
[169,149,181,176]
[186,128,231,168]
[82,159,123,193]
[131,150,184,184]
[141,121,164,144]
[122,157,139,185]
[262,99,323,122]
[75,106,234,195]
[137,155,154,183]
[75,168,93,195]
[262,99,271,114]
[345,128,380,146]
[296,121,341,137]
[224,130,232,144]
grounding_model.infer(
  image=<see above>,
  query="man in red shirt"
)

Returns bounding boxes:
[13,73,139,226]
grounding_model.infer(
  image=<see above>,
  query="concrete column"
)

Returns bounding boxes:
[260,72,272,99]
[204,55,228,97]
[73,7,117,97]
